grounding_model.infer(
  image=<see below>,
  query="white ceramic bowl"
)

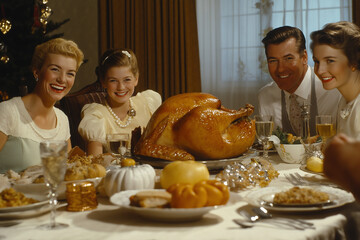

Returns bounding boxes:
[274,143,306,164]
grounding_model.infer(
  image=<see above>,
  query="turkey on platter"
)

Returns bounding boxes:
[134,93,256,161]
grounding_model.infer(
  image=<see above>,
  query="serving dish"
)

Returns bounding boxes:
[110,189,241,222]
[12,177,103,200]
[244,185,355,212]
[133,150,256,170]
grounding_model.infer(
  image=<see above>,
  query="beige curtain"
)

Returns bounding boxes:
[98,0,201,100]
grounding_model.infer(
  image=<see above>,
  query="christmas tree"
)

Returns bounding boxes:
[0,0,69,100]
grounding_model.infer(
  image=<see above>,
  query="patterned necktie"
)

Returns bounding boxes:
[289,94,302,136]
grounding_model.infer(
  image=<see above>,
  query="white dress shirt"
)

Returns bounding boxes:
[258,67,341,131]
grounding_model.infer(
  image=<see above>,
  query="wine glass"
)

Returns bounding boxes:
[38,140,68,230]
[254,115,274,158]
[106,133,130,164]
[316,115,335,143]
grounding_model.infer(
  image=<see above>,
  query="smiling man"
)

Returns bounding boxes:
[258,26,341,136]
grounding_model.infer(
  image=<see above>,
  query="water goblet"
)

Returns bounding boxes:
[254,115,274,158]
[38,140,68,230]
[106,133,130,164]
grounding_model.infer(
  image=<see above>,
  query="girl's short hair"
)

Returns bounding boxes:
[96,49,139,81]
[31,38,84,71]
[310,21,360,69]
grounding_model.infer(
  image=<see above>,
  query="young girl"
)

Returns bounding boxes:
[0,38,84,173]
[311,21,360,139]
[78,49,162,156]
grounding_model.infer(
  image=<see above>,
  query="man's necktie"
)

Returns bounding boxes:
[289,94,302,136]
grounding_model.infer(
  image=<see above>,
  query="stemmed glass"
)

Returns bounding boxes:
[106,133,130,164]
[254,115,274,158]
[39,140,68,230]
[316,115,335,143]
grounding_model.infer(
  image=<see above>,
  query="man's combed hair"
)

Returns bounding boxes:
[262,26,306,55]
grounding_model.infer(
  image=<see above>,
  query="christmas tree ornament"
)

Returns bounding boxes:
[0,5,11,34]
[0,41,9,64]
[40,4,52,33]
[0,54,9,64]
[0,19,11,34]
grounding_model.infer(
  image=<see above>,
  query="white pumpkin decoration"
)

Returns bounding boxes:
[104,164,156,197]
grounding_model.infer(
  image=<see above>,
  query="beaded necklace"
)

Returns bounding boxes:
[105,99,136,128]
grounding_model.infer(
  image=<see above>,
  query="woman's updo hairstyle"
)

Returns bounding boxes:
[96,48,139,81]
[310,21,360,70]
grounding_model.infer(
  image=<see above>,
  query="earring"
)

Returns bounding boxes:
[352,66,357,72]
[35,77,39,81]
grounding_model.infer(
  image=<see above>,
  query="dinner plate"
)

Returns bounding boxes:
[0,193,51,219]
[110,189,240,222]
[134,151,256,170]
[12,177,103,200]
[299,165,325,176]
[244,185,355,212]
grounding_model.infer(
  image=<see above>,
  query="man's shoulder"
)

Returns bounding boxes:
[258,82,281,99]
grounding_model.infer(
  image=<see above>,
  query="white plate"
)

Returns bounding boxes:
[0,202,67,219]
[299,165,325,176]
[12,177,103,200]
[110,189,240,222]
[244,186,355,212]
[134,151,256,171]
[0,193,50,219]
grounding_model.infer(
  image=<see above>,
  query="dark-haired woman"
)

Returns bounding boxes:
[78,49,161,156]
[311,21,360,139]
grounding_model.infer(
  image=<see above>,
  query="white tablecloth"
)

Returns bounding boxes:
[1,154,359,240]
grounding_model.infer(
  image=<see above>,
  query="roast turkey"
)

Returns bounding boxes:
[134,92,256,161]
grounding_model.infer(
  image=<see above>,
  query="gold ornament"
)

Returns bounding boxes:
[41,6,52,19]
[0,54,9,64]
[0,18,11,34]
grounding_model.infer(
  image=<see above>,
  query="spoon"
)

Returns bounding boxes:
[237,209,299,230]
[252,207,315,229]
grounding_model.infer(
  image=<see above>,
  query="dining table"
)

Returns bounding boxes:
[1,152,360,240]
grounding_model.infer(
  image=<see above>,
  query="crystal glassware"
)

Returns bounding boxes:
[254,115,274,158]
[38,140,69,230]
[106,133,130,164]
[316,115,335,143]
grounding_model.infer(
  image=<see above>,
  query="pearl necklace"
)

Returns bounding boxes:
[105,99,136,128]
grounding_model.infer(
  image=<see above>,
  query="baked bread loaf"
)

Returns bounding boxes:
[129,190,171,208]
[65,163,106,181]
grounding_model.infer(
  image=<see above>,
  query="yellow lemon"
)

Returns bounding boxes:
[306,156,323,173]
[121,158,136,167]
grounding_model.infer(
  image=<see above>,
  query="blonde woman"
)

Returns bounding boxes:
[0,38,84,173]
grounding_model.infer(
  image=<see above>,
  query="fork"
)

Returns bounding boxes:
[284,173,309,186]
[285,173,339,188]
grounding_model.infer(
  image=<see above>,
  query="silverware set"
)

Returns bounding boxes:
[285,172,339,188]
[234,206,315,230]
